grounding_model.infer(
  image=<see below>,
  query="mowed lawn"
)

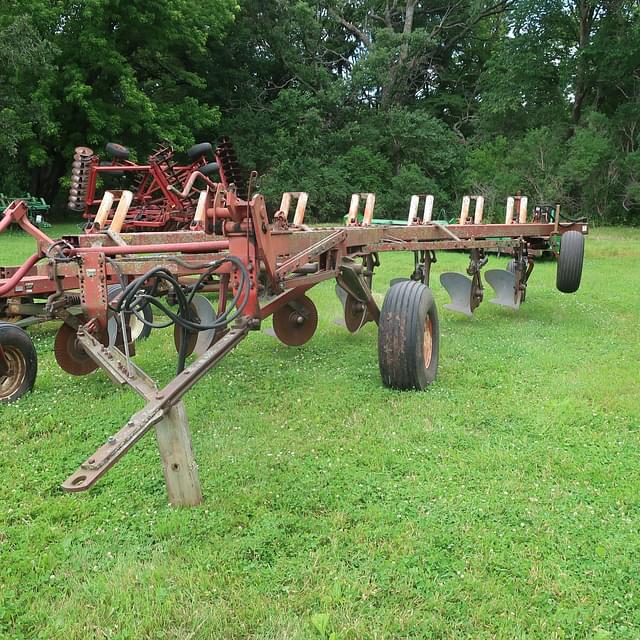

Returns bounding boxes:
[0,223,639,639]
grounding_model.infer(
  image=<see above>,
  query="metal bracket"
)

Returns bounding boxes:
[336,257,380,324]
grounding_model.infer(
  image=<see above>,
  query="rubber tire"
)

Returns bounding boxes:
[556,230,585,293]
[107,284,153,340]
[378,280,439,390]
[105,142,130,160]
[187,142,213,160]
[199,161,219,176]
[0,323,37,403]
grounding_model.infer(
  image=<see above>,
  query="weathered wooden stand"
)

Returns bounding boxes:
[61,324,249,506]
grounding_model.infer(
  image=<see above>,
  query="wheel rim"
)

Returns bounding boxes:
[0,346,27,399]
[423,316,433,368]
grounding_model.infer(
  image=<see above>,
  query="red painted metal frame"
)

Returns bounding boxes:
[80,147,215,232]
[1,190,588,338]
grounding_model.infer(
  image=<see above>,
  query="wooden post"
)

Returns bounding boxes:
[155,401,203,506]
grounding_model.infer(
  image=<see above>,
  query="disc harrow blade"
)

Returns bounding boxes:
[54,323,101,376]
[172,295,217,357]
[272,295,318,346]
[191,295,217,356]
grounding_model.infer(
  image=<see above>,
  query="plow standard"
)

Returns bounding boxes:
[0,141,587,505]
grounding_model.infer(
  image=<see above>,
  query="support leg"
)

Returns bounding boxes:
[155,401,203,506]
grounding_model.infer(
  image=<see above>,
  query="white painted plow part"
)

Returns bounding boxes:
[363,193,376,225]
[347,194,360,224]
[108,190,134,233]
[459,196,471,225]
[518,196,528,223]
[278,192,309,225]
[407,194,435,224]
[459,195,484,224]
[505,197,515,224]
[474,196,484,223]
[423,194,434,222]
[93,191,115,229]
[408,195,420,224]
[347,193,376,225]
[192,189,209,228]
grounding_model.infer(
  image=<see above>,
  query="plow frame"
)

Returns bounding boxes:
[0,189,588,505]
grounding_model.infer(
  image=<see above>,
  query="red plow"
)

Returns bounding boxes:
[0,140,587,505]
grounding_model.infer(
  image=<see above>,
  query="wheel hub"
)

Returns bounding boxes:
[0,345,27,399]
[423,316,433,368]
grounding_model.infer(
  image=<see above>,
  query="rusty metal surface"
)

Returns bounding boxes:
[0,182,590,495]
[272,295,318,346]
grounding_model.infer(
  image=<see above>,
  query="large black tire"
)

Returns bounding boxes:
[556,230,585,293]
[199,161,219,176]
[0,323,37,403]
[187,142,213,160]
[378,280,439,390]
[105,142,130,160]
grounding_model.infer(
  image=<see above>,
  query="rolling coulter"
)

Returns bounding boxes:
[0,159,587,505]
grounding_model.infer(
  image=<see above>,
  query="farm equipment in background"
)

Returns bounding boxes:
[69,137,245,232]
[0,193,51,227]
[0,141,588,506]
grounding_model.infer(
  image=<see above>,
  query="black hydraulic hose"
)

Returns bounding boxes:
[108,257,251,373]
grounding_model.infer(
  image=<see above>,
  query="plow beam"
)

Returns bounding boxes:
[62,322,249,503]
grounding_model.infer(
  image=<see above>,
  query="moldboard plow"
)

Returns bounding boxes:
[0,146,588,505]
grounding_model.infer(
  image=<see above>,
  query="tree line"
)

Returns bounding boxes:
[1,0,638,223]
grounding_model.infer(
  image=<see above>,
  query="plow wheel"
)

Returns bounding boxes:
[54,323,105,376]
[0,323,37,403]
[378,280,439,390]
[273,295,318,346]
[556,230,585,293]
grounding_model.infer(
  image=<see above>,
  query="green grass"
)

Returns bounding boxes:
[1,224,639,639]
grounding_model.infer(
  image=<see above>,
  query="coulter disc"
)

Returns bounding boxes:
[272,295,318,346]
[172,295,216,357]
[344,294,369,333]
[54,323,101,376]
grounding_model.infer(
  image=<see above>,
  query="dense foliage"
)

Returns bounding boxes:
[1,1,638,223]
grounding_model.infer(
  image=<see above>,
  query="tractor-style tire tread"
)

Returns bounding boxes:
[105,143,130,160]
[378,280,439,390]
[187,142,213,160]
[556,230,585,293]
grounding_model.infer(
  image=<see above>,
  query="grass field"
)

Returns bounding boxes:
[1,224,639,639]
